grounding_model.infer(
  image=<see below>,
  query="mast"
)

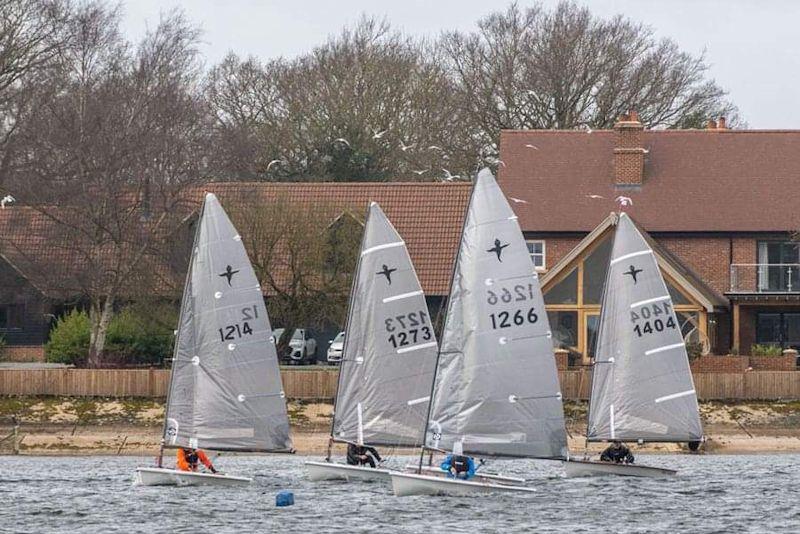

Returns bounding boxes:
[326,202,371,458]
[416,175,477,472]
[158,197,205,466]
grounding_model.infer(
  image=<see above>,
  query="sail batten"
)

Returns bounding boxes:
[331,202,439,448]
[162,193,292,453]
[425,169,568,460]
[587,213,703,443]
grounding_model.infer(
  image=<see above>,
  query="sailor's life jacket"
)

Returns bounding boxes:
[176,448,214,472]
[451,455,470,473]
[440,454,476,479]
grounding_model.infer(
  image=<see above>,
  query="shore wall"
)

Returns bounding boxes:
[2,368,800,400]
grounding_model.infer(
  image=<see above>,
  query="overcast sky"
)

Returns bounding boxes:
[122,0,800,129]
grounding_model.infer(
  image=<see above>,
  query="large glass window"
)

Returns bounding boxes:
[582,237,612,304]
[548,311,578,350]
[586,314,600,359]
[757,312,800,350]
[544,268,577,305]
[0,304,23,330]
[758,242,800,292]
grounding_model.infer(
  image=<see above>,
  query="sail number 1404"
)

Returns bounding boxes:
[630,301,676,337]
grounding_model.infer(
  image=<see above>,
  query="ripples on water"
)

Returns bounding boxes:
[3,454,798,533]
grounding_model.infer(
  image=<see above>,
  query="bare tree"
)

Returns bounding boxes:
[0,0,72,183]
[3,4,208,366]
[205,17,481,182]
[438,1,740,161]
[225,192,361,355]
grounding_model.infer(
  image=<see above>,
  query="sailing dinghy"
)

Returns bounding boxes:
[391,169,568,496]
[136,193,292,487]
[305,202,440,482]
[563,212,703,478]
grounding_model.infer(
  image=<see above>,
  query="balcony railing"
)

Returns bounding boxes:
[730,263,800,293]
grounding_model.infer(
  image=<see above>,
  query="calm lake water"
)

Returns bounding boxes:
[3,454,798,533]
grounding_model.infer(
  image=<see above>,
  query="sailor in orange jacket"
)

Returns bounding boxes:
[176,447,217,473]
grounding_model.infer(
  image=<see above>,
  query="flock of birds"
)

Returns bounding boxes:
[0,126,620,212]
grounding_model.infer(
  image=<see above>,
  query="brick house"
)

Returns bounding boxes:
[0,182,472,361]
[498,113,800,360]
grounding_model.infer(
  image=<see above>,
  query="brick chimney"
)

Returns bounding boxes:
[614,111,645,187]
[706,119,717,130]
[717,116,727,129]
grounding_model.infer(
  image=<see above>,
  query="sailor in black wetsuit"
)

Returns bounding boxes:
[346,443,382,468]
[600,440,635,464]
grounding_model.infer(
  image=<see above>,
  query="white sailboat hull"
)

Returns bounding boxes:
[305,461,391,482]
[390,472,536,497]
[403,464,526,486]
[562,459,676,478]
[134,467,252,487]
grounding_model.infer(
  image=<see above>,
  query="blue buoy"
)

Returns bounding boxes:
[276,490,295,507]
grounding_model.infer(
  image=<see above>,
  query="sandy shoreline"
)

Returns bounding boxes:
[2,397,799,456]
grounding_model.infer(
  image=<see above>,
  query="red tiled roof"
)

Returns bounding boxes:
[497,129,800,233]
[0,183,472,298]
[202,182,471,295]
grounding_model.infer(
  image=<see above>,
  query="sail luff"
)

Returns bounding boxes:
[160,199,205,450]
[425,169,568,460]
[586,212,703,442]
[328,203,371,444]
[417,175,478,463]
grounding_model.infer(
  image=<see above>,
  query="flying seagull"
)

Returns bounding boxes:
[412,169,428,175]
[615,195,633,207]
[525,144,539,150]
[442,169,460,181]
[372,129,387,139]
[586,194,605,199]
[266,159,284,172]
[399,141,416,152]
[1,195,15,209]
[428,145,443,151]
[509,197,528,204]
[334,138,351,148]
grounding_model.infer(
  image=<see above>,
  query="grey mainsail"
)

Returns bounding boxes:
[163,193,292,452]
[425,169,568,459]
[332,202,439,447]
[587,212,702,442]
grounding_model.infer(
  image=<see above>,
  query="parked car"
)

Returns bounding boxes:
[272,328,317,365]
[327,331,345,364]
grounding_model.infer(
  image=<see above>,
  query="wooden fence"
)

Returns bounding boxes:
[0,368,799,401]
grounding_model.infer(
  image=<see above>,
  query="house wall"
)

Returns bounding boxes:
[0,260,52,353]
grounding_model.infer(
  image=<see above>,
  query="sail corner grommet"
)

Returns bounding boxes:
[214,291,222,299]
[191,356,200,366]
[237,394,246,402]
[233,234,242,241]
[498,337,508,345]
[484,278,493,286]
[228,343,236,351]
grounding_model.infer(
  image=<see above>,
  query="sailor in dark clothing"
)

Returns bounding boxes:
[600,440,635,464]
[346,443,382,468]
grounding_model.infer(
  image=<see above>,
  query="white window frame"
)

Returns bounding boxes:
[526,239,546,272]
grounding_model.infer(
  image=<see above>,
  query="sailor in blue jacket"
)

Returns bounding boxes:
[441,443,476,480]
